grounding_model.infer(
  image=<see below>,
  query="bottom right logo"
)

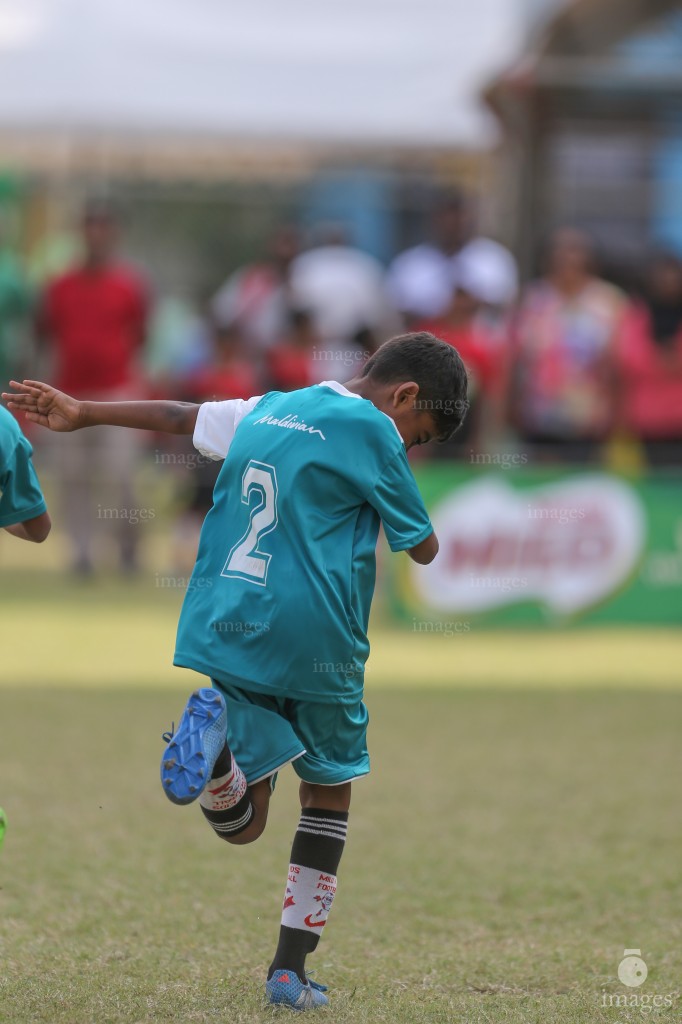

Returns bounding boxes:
[618,949,648,988]
[601,949,676,1015]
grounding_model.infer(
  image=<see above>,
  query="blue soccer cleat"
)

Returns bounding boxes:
[160,688,227,805]
[266,970,329,1010]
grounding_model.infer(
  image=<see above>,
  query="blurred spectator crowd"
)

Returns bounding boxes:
[3,191,682,572]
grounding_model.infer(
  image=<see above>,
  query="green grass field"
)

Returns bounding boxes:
[1,566,681,1023]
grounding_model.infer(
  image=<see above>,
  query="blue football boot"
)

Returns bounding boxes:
[266,970,329,1010]
[160,688,227,805]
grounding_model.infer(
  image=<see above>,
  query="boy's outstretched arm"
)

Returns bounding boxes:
[3,380,200,435]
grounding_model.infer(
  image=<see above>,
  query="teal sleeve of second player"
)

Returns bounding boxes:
[366,448,433,552]
[0,432,47,528]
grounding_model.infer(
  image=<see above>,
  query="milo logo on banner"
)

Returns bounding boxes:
[412,475,646,618]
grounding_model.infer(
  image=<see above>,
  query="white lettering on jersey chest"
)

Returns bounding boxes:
[253,412,326,441]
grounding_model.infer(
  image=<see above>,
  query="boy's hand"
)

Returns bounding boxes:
[3,380,83,432]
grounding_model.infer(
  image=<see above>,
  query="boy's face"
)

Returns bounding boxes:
[374,382,439,451]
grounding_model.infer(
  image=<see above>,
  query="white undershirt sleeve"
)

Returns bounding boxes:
[192,395,264,461]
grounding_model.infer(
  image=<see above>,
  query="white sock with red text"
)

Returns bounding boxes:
[199,756,253,837]
[281,863,338,932]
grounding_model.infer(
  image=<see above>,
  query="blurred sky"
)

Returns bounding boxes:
[0,0,564,147]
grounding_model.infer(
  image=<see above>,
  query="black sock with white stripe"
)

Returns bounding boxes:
[268,807,349,983]
[199,746,254,839]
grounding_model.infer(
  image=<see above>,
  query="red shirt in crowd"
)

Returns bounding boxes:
[42,264,148,396]
[619,302,682,438]
[266,345,316,392]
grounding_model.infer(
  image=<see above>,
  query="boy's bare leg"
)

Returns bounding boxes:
[267,781,351,987]
[300,780,352,813]
[202,779,350,847]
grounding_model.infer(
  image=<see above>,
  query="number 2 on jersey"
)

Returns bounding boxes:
[222,461,278,585]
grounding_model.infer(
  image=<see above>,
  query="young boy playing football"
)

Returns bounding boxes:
[5,331,468,1010]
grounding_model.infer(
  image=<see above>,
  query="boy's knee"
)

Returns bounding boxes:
[220,817,267,846]
[299,780,351,813]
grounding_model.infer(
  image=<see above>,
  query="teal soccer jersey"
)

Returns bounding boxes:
[0,405,47,529]
[173,381,433,703]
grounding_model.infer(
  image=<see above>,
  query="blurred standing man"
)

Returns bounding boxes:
[387,192,518,324]
[39,200,149,574]
[288,224,397,380]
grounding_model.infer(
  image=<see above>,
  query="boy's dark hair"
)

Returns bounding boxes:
[361,332,469,441]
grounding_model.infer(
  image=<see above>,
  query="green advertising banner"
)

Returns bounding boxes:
[387,466,682,627]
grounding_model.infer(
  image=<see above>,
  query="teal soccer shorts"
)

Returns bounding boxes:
[211,679,370,787]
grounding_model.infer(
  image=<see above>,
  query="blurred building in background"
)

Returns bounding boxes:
[488,0,682,280]
[0,0,528,301]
